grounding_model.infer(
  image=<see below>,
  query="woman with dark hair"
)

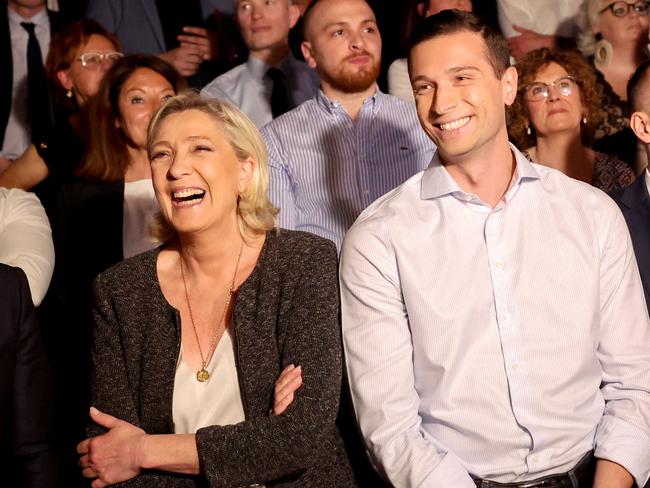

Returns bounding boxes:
[0,19,121,207]
[47,55,185,487]
[77,92,356,487]
[508,48,634,191]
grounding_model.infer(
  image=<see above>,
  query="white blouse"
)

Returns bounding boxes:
[172,325,245,434]
[122,179,158,259]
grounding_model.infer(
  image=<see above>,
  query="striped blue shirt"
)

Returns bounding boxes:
[261,89,436,250]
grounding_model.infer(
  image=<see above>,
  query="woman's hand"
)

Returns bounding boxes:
[272,364,303,416]
[77,407,146,487]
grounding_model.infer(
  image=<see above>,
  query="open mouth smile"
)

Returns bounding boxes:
[436,116,471,131]
[172,188,206,207]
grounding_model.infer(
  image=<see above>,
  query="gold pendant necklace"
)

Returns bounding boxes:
[180,241,244,382]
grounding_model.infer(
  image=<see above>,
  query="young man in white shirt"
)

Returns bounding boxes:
[340,10,650,488]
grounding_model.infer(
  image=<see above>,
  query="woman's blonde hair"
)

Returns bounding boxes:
[147,91,278,242]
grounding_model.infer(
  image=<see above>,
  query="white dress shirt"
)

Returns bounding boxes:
[201,53,319,128]
[497,0,582,39]
[2,7,50,159]
[0,188,54,306]
[340,146,650,487]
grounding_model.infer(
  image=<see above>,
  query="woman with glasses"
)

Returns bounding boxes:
[0,20,122,207]
[508,48,635,191]
[576,0,650,166]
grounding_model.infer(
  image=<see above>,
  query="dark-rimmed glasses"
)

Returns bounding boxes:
[599,1,650,17]
[78,51,123,68]
[522,76,579,102]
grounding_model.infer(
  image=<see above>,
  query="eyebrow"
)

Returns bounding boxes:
[322,18,376,30]
[411,66,481,84]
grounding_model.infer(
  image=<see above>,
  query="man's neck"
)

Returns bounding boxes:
[442,134,516,207]
[8,1,46,19]
[249,43,290,67]
[321,82,377,121]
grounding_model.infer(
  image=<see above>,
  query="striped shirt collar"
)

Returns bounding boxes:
[421,143,540,202]
[315,86,382,115]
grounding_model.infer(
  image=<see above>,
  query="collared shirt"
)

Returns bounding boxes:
[261,89,436,251]
[340,146,650,487]
[2,7,50,159]
[201,53,319,128]
[497,0,582,38]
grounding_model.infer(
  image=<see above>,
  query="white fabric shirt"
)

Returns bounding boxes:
[646,168,650,194]
[2,7,50,159]
[340,146,650,487]
[387,58,414,103]
[497,0,582,39]
[0,188,54,305]
[173,326,245,434]
[122,179,158,259]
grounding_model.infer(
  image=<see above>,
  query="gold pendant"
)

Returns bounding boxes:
[196,368,210,382]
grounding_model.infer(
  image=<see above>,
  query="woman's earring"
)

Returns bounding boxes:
[582,115,587,125]
[526,125,531,136]
[66,89,73,98]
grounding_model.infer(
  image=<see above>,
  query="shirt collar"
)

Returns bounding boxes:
[421,143,540,201]
[315,85,382,115]
[8,5,48,27]
[246,52,295,81]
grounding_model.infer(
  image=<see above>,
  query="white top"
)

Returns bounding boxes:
[646,168,650,194]
[497,0,581,38]
[340,145,650,487]
[2,7,50,159]
[172,325,245,434]
[0,187,54,305]
[387,58,413,103]
[122,179,158,259]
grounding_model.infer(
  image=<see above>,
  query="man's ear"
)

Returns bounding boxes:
[288,3,301,29]
[630,111,650,144]
[301,41,317,69]
[502,66,518,106]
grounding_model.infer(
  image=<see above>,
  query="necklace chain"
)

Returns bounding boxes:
[179,241,244,382]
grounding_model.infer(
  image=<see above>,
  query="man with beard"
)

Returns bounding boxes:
[261,0,435,251]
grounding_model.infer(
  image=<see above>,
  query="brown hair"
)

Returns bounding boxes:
[507,48,602,149]
[408,9,509,79]
[77,55,186,182]
[45,19,120,111]
[147,92,278,242]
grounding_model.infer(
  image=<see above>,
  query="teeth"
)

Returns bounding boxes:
[173,189,205,199]
[439,116,470,131]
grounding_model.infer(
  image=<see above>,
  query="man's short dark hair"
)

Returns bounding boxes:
[627,59,650,114]
[408,10,510,79]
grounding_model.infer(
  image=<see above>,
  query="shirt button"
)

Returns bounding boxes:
[531,456,539,464]
[495,261,504,269]
[512,363,520,371]
[503,312,512,320]
[521,415,529,423]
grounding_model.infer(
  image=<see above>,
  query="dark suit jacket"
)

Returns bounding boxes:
[610,174,650,308]
[0,2,61,148]
[0,264,57,487]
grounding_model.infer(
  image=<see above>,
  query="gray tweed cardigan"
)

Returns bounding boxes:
[89,229,357,487]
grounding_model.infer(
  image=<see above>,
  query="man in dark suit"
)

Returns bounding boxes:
[0,263,57,487]
[610,60,650,309]
[0,0,61,171]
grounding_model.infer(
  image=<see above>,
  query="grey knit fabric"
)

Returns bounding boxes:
[88,229,357,487]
